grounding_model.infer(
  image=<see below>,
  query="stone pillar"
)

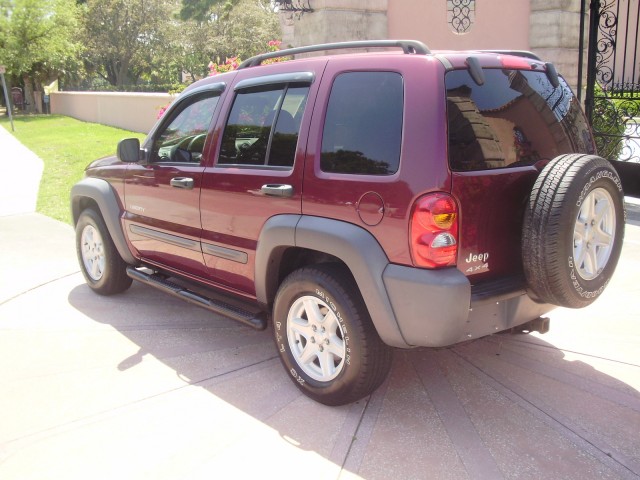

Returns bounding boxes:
[280,0,388,49]
[529,0,585,92]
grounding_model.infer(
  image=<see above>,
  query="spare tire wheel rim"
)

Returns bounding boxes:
[287,295,346,382]
[573,187,616,281]
[80,224,106,281]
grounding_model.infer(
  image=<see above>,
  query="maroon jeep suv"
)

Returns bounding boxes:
[71,40,625,405]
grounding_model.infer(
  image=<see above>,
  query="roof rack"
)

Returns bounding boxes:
[238,40,431,69]
[480,50,541,61]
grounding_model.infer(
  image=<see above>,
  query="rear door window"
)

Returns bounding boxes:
[218,84,309,168]
[446,69,594,171]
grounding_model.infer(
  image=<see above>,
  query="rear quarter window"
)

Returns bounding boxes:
[446,69,594,171]
[321,72,403,175]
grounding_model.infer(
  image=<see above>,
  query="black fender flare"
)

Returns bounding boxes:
[70,177,137,266]
[255,215,409,348]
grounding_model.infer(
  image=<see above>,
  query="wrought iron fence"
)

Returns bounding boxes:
[585,0,640,163]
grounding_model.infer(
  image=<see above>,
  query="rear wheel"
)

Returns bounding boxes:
[272,264,392,406]
[522,154,625,308]
[76,208,132,295]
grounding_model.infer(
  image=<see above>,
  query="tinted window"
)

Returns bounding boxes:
[152,93,219,163]
[446,69,594,171]
[321,72,403,175]
[218,84,309,167]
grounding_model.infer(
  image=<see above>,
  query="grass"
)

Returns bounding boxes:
[0,114,146,224]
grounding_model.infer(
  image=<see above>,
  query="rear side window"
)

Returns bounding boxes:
[446,69,594,171]
[321,72,403,175]
[218,84,309,168]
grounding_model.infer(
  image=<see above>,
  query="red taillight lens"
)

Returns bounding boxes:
[410,193,459,268]
[499,55,533,70]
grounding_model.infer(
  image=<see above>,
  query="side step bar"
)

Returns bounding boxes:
[126,267,268,330]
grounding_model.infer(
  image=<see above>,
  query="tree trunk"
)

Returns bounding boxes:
[116,60,130,88]
[22,75,36,113]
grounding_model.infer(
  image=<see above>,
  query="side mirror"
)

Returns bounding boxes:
[117,138,142,163]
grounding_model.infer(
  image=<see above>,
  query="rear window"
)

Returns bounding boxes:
[446,69,594,171]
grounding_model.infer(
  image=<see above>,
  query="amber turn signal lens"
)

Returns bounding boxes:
[433,212,456,230]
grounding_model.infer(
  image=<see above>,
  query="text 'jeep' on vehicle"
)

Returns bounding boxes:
[71,40,625,405]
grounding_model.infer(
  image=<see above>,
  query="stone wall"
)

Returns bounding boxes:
[281,0,388,48]
[529,0,585,93]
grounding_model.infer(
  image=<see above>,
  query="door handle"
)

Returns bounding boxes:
[261,184,294,198]
[170,177,194,189]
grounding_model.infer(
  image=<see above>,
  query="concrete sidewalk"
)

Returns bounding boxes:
[0,124,44,217]
[0,126,639,480]
[0,125,77,302]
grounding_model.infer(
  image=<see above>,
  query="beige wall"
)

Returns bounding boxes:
[50,91,174,134]
[388,0,531,51]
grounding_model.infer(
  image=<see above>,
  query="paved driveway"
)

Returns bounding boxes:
[1,212,638,480]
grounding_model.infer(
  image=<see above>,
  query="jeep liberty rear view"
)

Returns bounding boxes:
[72,40,625,405]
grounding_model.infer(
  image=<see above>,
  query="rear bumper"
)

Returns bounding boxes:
[382,264,554,347]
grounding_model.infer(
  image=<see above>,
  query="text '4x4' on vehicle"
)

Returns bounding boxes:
[71,40,625,406]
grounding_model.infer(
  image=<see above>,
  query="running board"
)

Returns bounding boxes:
[126,267,267,330]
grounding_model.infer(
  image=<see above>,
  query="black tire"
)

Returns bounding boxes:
[522,154,625,308]
[272,264,392,406]
[76,208,132,295]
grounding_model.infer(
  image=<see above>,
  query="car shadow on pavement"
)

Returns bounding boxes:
[66,281,640,480]
[626,200,640,227]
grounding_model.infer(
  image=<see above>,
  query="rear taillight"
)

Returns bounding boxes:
[410,193,459,268]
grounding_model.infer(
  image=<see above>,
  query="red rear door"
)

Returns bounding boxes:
[199,64,323,297]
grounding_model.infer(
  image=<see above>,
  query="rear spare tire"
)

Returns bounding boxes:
[522,154,624,308]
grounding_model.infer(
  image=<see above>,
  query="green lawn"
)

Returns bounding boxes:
[0,115,146,224]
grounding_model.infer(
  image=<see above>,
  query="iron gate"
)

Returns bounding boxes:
[584,0,640,167]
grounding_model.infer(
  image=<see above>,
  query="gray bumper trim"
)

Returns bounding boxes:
[383,264,471,347]
[383,264,555,347]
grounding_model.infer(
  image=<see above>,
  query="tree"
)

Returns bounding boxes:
[178,0,235,21]
[80,0,181,88]
[0,0,82,112]
[177,0,280,83]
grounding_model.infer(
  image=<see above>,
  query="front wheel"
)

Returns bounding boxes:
[272,264,392,406]
[76,208,132,295]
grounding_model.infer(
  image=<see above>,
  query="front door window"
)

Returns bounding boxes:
[152,94,220,164]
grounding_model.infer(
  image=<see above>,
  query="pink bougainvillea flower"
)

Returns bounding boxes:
[157,105,169,119]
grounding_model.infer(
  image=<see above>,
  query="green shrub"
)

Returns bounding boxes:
[591,86,625,160]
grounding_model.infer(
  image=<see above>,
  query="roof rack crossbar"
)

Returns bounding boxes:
[238,40,431,69]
